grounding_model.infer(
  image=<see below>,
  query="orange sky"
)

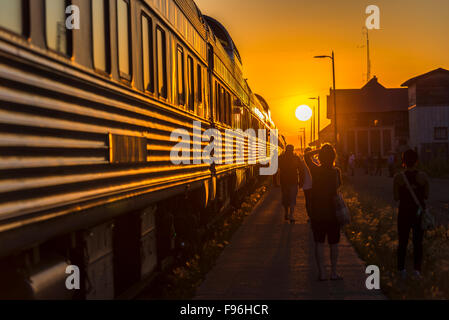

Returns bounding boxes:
[195,0,449,146]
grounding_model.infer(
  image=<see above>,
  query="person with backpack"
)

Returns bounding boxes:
[393,149,430,279]
[279,144,304,224]
[304,144,342,281]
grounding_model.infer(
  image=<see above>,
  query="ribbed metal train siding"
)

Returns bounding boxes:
[0,42,211,231]
[173,0,206,37]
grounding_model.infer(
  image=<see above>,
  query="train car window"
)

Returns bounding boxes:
[156,27,167,98]
[197,65,203,104]
[220,87,225,123]
[215,82,219,122]
[187,56,194,111]
[92,0,110,73]
[227,92,231,125]
[0,0,25,35]
[45,0,71,55]
[177,46,185,106]
[214,82,219,121]
[117,0,131,79]
[141,14,154,93]
[224,90,228,125]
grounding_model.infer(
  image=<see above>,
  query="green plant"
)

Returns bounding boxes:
[342,184,449,299]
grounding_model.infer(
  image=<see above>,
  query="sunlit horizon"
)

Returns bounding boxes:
[195,0,449,147]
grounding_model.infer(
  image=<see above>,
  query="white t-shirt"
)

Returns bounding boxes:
[349,154,355,166]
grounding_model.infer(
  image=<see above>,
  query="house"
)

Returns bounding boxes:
[401,68,449,162]
[325,76,409,158]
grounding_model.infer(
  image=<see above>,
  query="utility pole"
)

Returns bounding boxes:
[317,96,320,145]
[309,96,321,147]
[310,111,313,145]
[299,128,306,152]
[331,51,338,148]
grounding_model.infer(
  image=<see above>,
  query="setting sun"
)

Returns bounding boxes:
[295,105,313,122]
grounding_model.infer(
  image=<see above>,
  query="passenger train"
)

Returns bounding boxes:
[0,0,283,299]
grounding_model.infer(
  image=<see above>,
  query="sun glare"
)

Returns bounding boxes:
[295,105,312,121]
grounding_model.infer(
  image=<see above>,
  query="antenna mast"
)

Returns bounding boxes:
[365,27,371,82]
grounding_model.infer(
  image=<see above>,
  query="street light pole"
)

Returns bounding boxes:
[318,96,321,140]
[313,104,316,143]
[309,96,321,147]
[310,106,313,144]
[331,51,338,149]
[299,128,306,152]
[314,52,338,149]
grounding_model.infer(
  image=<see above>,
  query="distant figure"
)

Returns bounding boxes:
[393,149,429,280]
[388,153,395,177]
[302,148,313,220]
[348,153,356,176]
[375,153,383,176]
[279,145,304,224]
[305,144,342,281]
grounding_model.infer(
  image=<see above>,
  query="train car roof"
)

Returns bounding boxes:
[255,94,270,113]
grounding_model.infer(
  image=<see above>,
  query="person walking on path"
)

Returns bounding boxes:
[302,148,313,220]
[393,149,429,279]
[279,145,304,224]
[348,153,355,176]
[388,153,395,177]
[304,144,342,281]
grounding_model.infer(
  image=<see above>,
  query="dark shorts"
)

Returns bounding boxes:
[311,221,340,244]
[303,189,312,217]
[281,184,298,208]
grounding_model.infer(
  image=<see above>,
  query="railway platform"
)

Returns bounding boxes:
[195,187,386,300]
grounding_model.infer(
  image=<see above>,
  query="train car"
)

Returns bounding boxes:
[0,0,279,299]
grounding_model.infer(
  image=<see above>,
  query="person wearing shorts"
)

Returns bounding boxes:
[305,145,342,281]
[279,145,304,224]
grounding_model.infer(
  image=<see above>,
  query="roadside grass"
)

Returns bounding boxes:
[342,183,449,299]
[140,184,269,300]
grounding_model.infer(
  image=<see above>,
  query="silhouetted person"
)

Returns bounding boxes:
[348,153,355,176]
[388,153,395,177]
[393,149,429,279]
[305,144,342,281]
[279,145,304,224]
[302,148,313,220]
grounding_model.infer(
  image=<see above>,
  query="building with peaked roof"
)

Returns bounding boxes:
[325,76,409,158]
[401,68,449,162]
[314,123,334,147]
